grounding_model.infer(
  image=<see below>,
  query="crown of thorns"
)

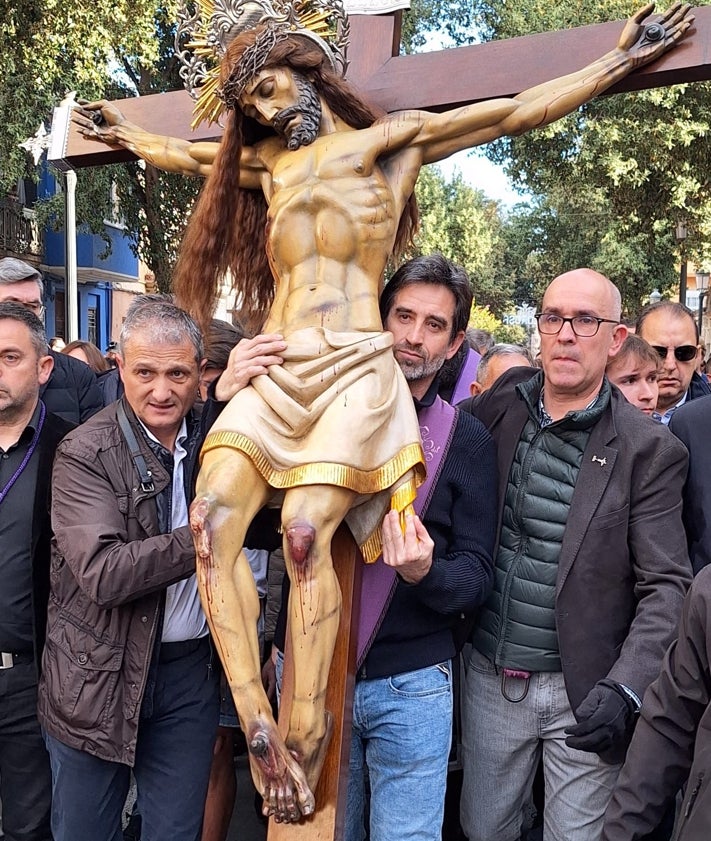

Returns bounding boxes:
[217,22,291,107]
[175,0,349,127]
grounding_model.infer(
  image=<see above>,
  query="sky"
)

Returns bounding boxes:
[416,27,531,210]
[434,148,529,209]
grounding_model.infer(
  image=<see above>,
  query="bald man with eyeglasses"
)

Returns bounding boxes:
[457,268,692,841]
[0,259,102,423]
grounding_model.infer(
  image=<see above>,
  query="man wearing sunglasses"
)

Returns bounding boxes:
[636,301,711,424]
[458,269,691,841]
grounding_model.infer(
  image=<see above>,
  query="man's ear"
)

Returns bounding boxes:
[446,330,466,360]
[37,354,54,387]
[470,380,483,397]
[608,323,628,361]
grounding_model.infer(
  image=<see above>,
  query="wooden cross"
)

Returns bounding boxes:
[58,6,711,169]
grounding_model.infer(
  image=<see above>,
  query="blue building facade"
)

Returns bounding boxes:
[39,167,141,349]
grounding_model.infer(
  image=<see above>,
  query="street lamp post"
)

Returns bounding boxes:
[696,270,710,338]
[676,222,688,306]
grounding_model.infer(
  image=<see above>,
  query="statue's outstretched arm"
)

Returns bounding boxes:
[411,2,693,164]
[73,99,218,177]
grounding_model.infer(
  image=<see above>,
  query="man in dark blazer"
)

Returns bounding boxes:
[669,394,711,574]
[0,302,73,841]
[458,269,692,841]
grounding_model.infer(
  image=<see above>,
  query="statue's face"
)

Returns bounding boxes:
[239,67,322,149]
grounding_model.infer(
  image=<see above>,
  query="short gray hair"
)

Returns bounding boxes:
[0,301,48,357]
[119,298,203,363]
[0,257,44,298]
[467,328,494,355]
[477,343,533,383]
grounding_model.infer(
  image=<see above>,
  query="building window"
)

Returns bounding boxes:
[88,306,98,346]
[54,291,66,340]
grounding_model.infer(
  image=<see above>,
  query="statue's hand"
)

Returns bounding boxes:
[72,99,127,143]
[381,510,434,585]
[214,334,287,402]
[617,2,693,67]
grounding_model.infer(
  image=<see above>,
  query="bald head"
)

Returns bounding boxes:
[538,268,626,416]
[542,269,622,322]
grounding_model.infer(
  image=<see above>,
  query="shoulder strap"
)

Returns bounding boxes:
[116,401,155,493]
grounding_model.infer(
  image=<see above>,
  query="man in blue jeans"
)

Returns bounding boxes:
[346,255,498,841]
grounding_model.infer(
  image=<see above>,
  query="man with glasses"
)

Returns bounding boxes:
[636,300,710,424]
[458,268,692,841]
[0,258,102,423]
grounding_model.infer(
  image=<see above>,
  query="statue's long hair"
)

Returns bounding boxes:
[173,28,418,332]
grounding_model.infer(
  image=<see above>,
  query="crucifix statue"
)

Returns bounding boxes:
[69,0,692,825]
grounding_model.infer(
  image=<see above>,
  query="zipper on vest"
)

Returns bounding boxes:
[495,425,544,665]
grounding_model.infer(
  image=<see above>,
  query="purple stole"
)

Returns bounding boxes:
[356,396,458,669]
[450,348,481,405]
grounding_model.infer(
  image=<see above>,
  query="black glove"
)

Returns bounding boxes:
[565,679,637,764]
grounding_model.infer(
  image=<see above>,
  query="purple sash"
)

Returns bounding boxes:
[356,396,457,668]
[450,348,481,405]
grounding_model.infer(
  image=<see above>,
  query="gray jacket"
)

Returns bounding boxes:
[460,368,692,711]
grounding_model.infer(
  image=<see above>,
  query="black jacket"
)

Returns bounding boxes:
[670,393,711,573]
[459,367,691,711]
[688,370,711,402]
[29,407,75,670]
[41,350,103,423]
[603,567,711,841]
[359,381,497,679]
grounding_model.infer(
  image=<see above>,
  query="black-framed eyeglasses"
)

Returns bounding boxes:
[535,312,619,337]
[651,344,698,363]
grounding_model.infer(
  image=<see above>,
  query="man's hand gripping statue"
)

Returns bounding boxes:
[73,0,692,823]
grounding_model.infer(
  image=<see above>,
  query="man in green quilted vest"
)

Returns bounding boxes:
[458,268,692,841]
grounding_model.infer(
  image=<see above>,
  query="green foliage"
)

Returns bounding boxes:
[0,2,176,193]
[466,0,711,314]
[2,3,197,291]
[411,165,512,315]
[469,303,527,343]
[400,0,477,52]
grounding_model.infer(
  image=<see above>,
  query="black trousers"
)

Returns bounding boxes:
[46,635,220,841]
[0,659,52,841]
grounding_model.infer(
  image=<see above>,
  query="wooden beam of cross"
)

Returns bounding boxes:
[58,6,711,169]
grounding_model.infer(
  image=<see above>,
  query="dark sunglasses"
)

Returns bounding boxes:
[651,345,698,363]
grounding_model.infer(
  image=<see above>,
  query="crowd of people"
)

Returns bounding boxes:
[1,252,710,841]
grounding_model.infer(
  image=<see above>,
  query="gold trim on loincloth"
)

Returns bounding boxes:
[201,431,425,497]
[359,480,418,564]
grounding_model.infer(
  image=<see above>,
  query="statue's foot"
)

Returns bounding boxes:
[293,710,334,794]
[246,725,315,823]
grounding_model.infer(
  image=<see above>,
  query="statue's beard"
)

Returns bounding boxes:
[272,76,322,150]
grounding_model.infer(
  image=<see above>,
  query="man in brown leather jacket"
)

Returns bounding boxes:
[37,299,220,841]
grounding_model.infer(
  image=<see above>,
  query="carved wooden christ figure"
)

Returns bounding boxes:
[75,0,692,824]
